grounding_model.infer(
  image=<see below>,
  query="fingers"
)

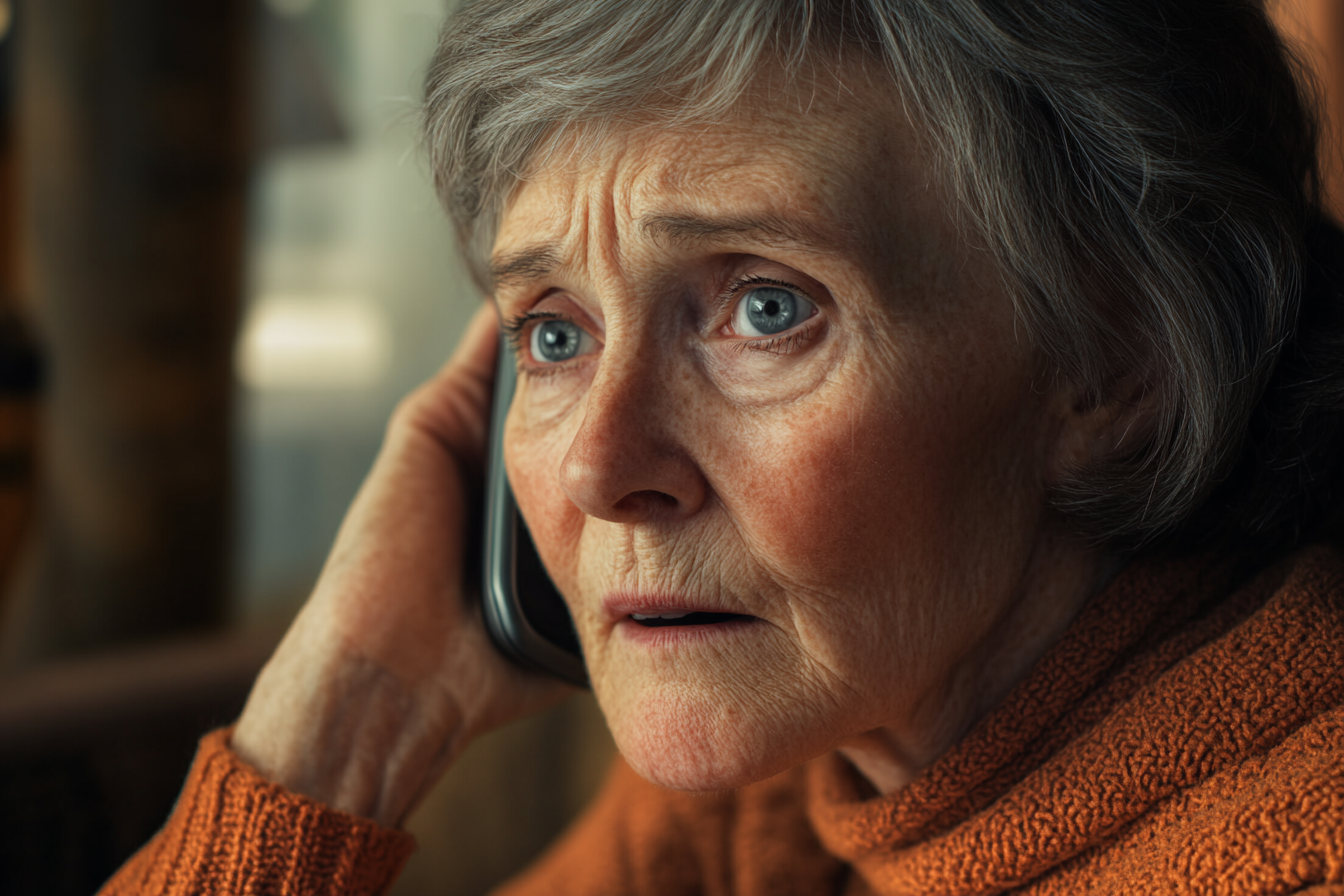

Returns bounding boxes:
[440,301,500,390]
[392,301,502,467]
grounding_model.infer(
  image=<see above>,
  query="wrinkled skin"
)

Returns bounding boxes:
[233,63,1120,824]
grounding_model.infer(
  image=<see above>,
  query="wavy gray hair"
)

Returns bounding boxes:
[423,0,1335,548]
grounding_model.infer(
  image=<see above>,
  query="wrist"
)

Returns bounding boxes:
[232,644,469,827]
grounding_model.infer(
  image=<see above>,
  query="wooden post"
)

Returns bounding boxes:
[14,0,250,656]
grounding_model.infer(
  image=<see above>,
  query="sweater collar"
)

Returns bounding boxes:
[804,546,1296,894]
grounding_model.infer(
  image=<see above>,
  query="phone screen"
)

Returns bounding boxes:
[480,334,588,686]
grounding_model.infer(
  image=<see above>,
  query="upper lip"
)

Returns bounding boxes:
[603,593,750,623]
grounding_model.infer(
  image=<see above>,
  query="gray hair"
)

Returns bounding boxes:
[423,0,1333,548]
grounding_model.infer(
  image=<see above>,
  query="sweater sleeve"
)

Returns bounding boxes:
[97,728,416,896]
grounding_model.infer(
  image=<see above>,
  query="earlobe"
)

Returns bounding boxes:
[1048,372,1157,484]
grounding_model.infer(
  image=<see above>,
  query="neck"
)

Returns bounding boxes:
[838,537,1123,795]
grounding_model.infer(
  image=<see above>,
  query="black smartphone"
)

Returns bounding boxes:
[480,334,588,686]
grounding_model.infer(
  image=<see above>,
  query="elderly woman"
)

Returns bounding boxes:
[105,0,1344,893]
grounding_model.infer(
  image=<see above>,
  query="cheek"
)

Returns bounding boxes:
[725,350,1047,672]
[725,392,948,597]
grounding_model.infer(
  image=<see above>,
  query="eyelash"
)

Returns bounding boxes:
[500,310,582,377]
[500,310,548,351]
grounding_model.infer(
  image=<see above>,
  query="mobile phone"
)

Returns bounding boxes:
[481,334,588,686]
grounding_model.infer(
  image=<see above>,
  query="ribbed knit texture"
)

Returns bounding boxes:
[101,544,1344,895]
[99,728,415,895]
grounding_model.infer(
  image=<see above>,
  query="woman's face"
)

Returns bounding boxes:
[494,70,1083,791]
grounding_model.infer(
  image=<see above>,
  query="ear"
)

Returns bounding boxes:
[1046,371,1158,485]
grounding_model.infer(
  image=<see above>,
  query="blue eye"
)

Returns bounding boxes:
[529,318,594,363]
[732,286,815,337]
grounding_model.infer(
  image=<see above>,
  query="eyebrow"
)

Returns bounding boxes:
[489,245,563,292]
[488,211,833,291]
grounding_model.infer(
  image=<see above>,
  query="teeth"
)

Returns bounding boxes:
[631,611,691,621]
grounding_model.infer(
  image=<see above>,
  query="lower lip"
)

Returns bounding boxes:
[614,615,761,647]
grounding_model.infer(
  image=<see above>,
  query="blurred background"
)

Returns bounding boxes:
[0,1,1336,894]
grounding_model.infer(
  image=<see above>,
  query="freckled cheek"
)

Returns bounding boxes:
[728,409,954,597]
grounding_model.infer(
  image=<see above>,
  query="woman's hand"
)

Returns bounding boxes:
[231,303,574,828]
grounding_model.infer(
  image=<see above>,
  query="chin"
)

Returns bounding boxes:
[602,686,822,792]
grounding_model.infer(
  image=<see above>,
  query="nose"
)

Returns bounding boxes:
[557,350,708,524]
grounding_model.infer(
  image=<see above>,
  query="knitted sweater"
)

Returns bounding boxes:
[101,544,1344,896]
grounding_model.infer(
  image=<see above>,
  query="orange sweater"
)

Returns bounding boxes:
[103,545,1344,896]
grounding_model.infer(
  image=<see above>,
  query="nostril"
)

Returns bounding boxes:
[612,489,678,516]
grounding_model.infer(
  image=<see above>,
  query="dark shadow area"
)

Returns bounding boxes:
[0,634,272,894]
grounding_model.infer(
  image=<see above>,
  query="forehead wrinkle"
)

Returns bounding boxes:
[595,157,636,280]
[491,164,631,292]
[638,211,840,254]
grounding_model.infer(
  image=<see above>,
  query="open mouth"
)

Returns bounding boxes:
[630,611,752,627]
